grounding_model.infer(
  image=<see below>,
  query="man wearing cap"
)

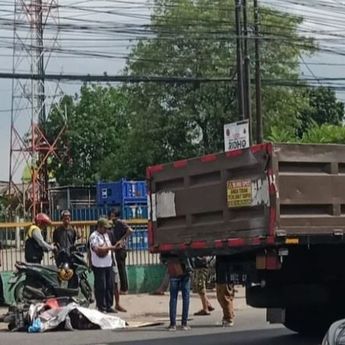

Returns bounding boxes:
[89,217,118,313]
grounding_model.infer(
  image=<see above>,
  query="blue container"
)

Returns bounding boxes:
[52,207,110,221]
[122,205,148,220]
[127,229,148,251]
[97,179,147,206]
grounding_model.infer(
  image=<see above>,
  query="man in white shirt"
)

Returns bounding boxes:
[89,217,118,313]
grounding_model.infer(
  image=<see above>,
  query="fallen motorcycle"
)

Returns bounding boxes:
[9,245,93,306]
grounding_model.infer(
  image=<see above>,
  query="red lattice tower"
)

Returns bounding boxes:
[8,0,64,219]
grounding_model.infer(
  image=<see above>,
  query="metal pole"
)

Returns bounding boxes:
[254,0,263,143]
[235,0,245,120]
[242,0,253,144]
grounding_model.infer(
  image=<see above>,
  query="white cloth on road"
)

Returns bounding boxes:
[29,302,126,332]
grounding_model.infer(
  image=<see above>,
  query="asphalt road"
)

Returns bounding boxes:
[0,307,323,345]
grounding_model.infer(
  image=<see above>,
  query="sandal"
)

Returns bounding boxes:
[194,309,211,316]
[116,305,127,312]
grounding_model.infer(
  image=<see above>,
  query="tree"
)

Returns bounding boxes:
[47,0,318,184]
[46,85,129,184]
[123,0,315,170]
[299,86,344,135]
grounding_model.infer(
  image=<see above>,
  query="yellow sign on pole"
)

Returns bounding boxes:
[227,179,252,207]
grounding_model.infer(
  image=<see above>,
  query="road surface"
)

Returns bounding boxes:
[0,306,322,345]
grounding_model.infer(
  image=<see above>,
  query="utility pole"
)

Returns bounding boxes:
[254,0,263,143]
[235,0,245,120]
[242,0,253,144]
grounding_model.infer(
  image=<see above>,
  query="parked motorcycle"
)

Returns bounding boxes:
[9,245,93,306]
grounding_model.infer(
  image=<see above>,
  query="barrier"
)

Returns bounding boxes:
[0,219,159,272]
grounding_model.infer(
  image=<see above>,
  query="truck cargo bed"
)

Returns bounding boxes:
[147,143,345,253]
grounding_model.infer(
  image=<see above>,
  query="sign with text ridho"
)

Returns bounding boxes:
[224,120,249,152]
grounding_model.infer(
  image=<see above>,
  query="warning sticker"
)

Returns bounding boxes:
[227,179,252,207]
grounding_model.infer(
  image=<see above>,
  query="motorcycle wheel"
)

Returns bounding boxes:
[80,279,93,307]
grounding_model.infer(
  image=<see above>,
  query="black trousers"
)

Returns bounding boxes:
[26,257,42,264]
[92,266,114,311]
[115,249,128,292]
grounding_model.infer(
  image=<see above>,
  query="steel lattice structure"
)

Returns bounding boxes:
[9,0,63,218]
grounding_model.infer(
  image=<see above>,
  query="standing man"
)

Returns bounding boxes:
[192,256,215,316]
[108,230,127,313]
[215,255,235,327]
[108,209,133,295]
[89,217,117,313]
[53,210,78,265]
[166,254,193,331]
[25,213,55,264]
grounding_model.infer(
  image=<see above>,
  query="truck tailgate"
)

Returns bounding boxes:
[274,144,345,237]
[147,144,275,252]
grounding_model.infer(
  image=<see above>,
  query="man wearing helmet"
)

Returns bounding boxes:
[25,213,55,264]
[53,210,78,265]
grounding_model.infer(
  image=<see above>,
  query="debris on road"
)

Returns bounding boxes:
[0,297,126,332]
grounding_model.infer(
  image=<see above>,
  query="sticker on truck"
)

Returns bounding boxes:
[227,178,270,208]
[156,191,176,218]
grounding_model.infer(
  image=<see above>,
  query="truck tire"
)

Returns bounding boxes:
[284,308,328,335]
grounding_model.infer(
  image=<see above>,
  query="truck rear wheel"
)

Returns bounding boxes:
[284,307,329,335]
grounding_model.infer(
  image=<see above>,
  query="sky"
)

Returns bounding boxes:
[1,0,345,182]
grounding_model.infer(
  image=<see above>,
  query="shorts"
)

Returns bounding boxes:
[192,268,208,294]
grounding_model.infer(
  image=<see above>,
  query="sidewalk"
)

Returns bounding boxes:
[0,287,247,330]
[119,287,246,322]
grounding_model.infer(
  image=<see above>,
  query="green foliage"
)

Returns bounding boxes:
[267,126,297,143]
[299,86,344,135]
[301,124,345,144]
[47,0,321,184]
[46,85,129,184]
[125,0,315,162]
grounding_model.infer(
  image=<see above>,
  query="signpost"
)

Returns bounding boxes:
[224,120,250,152]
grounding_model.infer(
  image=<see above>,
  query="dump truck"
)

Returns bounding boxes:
[147,143,345,334]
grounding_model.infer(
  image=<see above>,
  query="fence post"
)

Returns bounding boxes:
[15,216,21,250]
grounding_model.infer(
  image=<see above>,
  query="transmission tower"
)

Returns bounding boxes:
[9,0,63,219]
